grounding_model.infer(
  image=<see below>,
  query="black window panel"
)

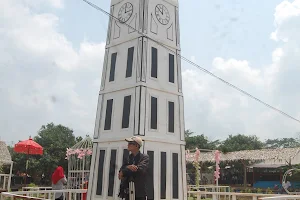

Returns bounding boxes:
[96,150,105,195]
[122,95,131,128]
[122,149,129,164]
[169,54,175,83]
[108,150,117,196]
[172,153,179,199]
[161,152,167,199]
[168,101,175,133]
[109,53,117,82]
[150,97,157,129]
[126,47,134,78]
[104,99,113,130]
[151,47,158,78]
[146,151,154,200]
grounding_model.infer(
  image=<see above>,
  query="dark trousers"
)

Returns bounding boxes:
[55,195,63,200]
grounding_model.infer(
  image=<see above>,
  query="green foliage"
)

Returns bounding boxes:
[34,123,77,180]
[266,187,273,194]
[219,134,263,152]
[185,133,219,150]
[264,138,300,149]
[257,188,263,193]
[185,129,194,138]
[27,183,37,187]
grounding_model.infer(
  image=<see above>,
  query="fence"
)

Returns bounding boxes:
[0,174,10,191]
[0,189,87,200]
[187,190,285,200]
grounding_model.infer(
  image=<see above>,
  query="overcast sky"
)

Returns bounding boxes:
[1,0,300,145]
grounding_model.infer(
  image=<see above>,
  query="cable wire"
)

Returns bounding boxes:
[81,0,300,124]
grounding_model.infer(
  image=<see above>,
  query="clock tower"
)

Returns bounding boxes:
[87,0,187,199]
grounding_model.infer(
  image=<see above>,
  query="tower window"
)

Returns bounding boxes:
[161,152,167,199]
[104,99,113,130]
[151,47,158,78]
[122,95,131,128]
[150,96,157,129]
[169,54,175,83]
[108,150,117,196]
[126,47,134,78]
[96,150,105,195]
[109,53,117,82]
[172,153,179,199]
[147,151,155,200]
[168,101,175,133]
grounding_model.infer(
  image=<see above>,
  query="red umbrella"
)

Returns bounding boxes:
[14,136,43,185]
[14,137,43,155]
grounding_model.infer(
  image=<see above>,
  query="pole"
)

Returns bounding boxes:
[25,148,29,187]
[8,161,13,191]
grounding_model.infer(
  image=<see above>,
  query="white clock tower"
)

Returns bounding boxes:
[87,0,187,199]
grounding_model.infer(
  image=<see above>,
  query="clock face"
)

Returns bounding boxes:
[118,2,133,23]
[155,4,170,25]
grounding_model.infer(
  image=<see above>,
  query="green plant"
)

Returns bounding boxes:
[245,188,252,193]
[257,188,263,193]
[266,187,273,194]
[27,183,37,187]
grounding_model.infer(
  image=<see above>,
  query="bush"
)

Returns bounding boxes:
[257,188,263,193]
[27,183,37,187]
[266,187,273,194]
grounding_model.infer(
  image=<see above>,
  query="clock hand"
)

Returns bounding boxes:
[125,4,132,13]
[158,7,163,15]
[125,4,128,13]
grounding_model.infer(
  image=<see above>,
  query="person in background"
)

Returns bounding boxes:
[52,166,67,200]
[118,136,149,200]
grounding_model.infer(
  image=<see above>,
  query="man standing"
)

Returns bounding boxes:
[118,136,149,200]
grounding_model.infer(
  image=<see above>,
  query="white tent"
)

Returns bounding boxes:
[0,141,13,191]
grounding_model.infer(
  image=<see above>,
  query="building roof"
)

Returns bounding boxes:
[186,147,300,163]
[0,141,12,164]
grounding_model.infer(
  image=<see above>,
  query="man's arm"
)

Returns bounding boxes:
[136,154,149,173]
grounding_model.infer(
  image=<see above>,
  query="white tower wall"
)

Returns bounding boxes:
[88,0,187,199]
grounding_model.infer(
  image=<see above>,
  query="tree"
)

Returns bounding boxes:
[264,138,300,149]
[33,123,77,182]
[185,133,219,150]
[185,129,194,138]
[219,134,263,153]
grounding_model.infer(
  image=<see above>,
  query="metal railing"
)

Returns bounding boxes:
[187,190,285,200]
[22,187,53,191]
[0,174,10,191]
[260,195,300,200]
[1,189,87,200]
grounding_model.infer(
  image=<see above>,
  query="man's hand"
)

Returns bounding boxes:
[127,165,138,172]
[118,171,123,180]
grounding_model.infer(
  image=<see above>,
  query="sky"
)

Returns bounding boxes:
[1,0,300,145]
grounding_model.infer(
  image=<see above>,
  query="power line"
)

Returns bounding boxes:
[81,0,300,124]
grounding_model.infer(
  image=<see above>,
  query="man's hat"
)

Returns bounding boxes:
[125,136,143,147]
